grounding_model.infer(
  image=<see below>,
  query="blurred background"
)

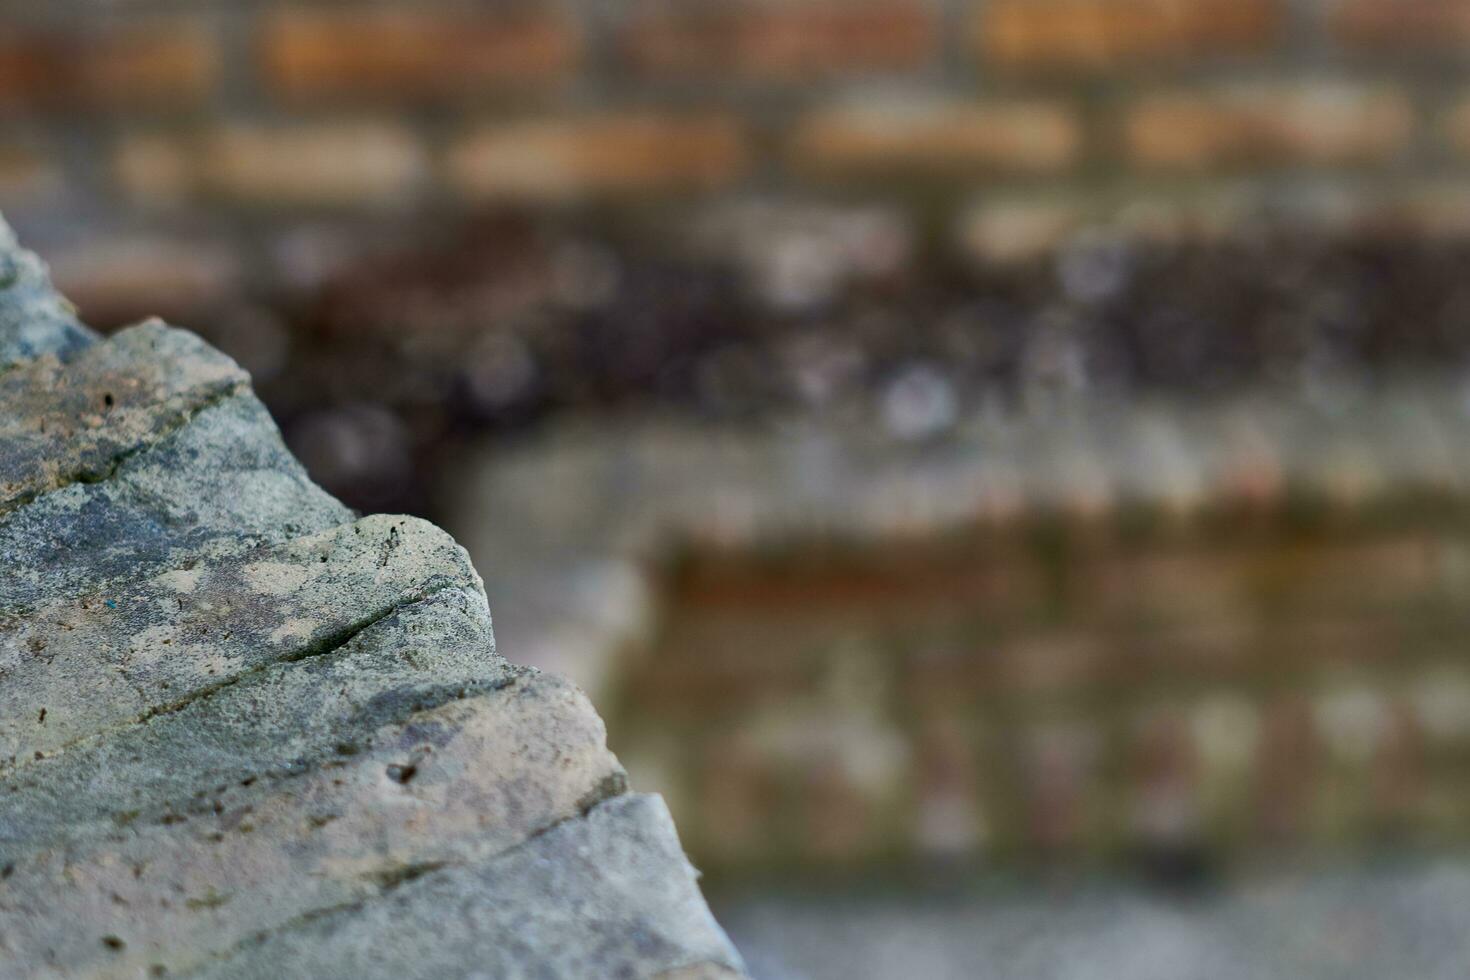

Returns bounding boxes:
[12,0,1470,975]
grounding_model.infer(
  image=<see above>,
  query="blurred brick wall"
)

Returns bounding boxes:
[4,0,1470,320]
[615,520,1470,873]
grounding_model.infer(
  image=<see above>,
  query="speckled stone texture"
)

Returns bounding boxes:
[0,215,743,980]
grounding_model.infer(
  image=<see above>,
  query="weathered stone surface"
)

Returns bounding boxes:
[190,794,743,980]
[0,218,742,978]
[0,319,247,516]
[0,588,508,844]
[0,515,480,765]
[0,390,353,615]
[1,666,626,977]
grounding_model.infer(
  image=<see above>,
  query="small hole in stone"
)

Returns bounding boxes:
[36,707,45,724]
[101,935,125,951]
[386,763,417,785]
[103,393,114,408]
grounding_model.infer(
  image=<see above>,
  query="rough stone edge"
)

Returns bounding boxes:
[0,214,747,978]
[0,214,97,370]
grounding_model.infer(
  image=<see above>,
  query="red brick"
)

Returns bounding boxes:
[446,115,748,202]
[790,99,1081,178]
[0,23,216,111]
[1332,0,1470,47]
[976,0,1279,72]
[626,0,936,80]
[263,9,578,102]
[1126,83,1413,169]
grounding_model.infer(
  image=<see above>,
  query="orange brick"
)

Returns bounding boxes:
[263,9,578,101]
[1332,0,1470,47]
[0,23,216,111]
[790,100,1081,178]
[626,0,936,80]
[976,0,1279,72]
[201,124,429,208]
[446,115,748,201]
[1126,84,1413,169]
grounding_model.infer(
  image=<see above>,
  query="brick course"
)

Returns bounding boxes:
[5,2,1470,321]
[790,100,1082,178]
[624,0,936,80]
[262,9,579,101]
[116,124,430,209]
[447,115,748,201]
[0,23,216,112]
[1125,83,1413,169]
[1330,0,1470,48]
[202,124,429,207]
[975,0,1280,73]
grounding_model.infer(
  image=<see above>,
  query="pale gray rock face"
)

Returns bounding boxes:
[0,215,743,980]
[0,219,94,371]
[190,794,745,980]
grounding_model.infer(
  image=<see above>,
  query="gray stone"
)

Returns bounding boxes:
[0,389,353,615]
[0,515,482,766]
[190,794,745,980]
[0,218,742,979]
[0,320,248,516]
[0,215,95,371]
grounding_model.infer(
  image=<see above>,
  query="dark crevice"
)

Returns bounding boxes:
[129,581,460,725]
[360,861,444,890]
[575,769,630,816]
[0,618,519,866]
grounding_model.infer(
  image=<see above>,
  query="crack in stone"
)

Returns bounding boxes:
[0,379,250,519]
[1,582,481,780]
[180,787,638,977]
